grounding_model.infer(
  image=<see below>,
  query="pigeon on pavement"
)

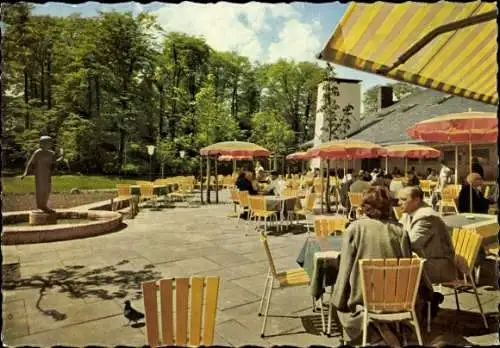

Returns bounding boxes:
[123,300,144,325]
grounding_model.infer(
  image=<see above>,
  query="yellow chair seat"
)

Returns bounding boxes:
[277,268,310,286]
[252,210,277,218]
[294,208,311,216]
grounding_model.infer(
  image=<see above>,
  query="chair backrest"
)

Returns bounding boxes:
[283,188,299,197]
[259,231,278,277]
[393,206,403,221]
[140,184,155,197]
[419,180,432,192]
[116,184,131,197]
[314,216,349,237]
[442,185,461,200]
[483,185,491,198]
[304,193,318,211]
[238,191,250,208]
[359,258,425,313]
[452,228,484,276]
[137,180,152,186]
[348,192,363,207]
[249,196,266,211]
[229,189,240,202]
[142,276,220,347]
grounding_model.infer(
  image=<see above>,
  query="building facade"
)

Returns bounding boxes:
[311,77,361,169]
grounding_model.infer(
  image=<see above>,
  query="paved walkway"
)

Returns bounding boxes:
[2,192,499,346]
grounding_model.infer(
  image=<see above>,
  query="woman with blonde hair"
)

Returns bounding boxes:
[332,186,413,345]
[457,172,492,213]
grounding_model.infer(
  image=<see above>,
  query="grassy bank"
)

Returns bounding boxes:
[2,175,137,193]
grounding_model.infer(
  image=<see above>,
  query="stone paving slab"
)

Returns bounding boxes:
[2,191,499,346]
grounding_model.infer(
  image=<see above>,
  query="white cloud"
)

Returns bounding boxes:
[267,18,322,63]
[152,1,320,63]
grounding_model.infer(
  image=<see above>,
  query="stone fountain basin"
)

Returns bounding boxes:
[2,210,123,245]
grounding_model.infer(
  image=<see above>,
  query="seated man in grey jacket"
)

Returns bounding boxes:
[397,186,456,284]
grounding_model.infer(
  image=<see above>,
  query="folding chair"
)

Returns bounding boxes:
[314,216,349,237]
[429,228,488,332]
[347,192,363,219]
[142,276,220,346]
[258,231,310,337]
[359,258,425,346]
[248,196,278,234]
[438,185,461,215]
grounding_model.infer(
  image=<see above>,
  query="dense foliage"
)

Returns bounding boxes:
[2,3,328,177]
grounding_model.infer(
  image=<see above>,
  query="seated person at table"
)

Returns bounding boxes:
[405,173,420,187]
[457,173,493,214]
[349,170,371,193]
[256,167,267,182]
[398,186,456,284]
[332,186,414,345]
[426,168,438,181]
[264,171,281,195]
[235,171,257,195]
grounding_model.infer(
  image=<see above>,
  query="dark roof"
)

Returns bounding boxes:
[349,89,497,144]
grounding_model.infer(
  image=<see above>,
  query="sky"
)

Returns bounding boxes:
[31,1,396,95]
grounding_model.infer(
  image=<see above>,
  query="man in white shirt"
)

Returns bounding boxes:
[432,160,452,210]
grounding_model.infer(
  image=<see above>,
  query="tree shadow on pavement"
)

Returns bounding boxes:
[2,260,161,322]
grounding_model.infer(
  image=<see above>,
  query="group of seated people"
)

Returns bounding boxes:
[333,185,455,345]
[234,169,283,196]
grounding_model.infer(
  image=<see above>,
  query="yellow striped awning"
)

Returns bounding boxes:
[319,2,498,105]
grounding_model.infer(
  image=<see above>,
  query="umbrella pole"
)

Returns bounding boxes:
[320,159,324,214]
[200,156,204,204]
[385,157,388,174]
[301,161,305,175]
[469,139,473,213]
[215,156,219,204]
[206,157,211,204]
[232,159,236,174]
[405,157,408,177]
[455,145,459,185]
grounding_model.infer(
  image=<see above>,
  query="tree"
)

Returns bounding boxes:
[319,63,354,212]
[250,111,295,171]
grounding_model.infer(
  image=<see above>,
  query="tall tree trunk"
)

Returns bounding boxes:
[231,77,238,118]
[40,60,45,105]
[24,70,29,103]
[95,75,100,117]
[30,75,37,100]
[87,76,93,118]
[47,53,52,109]
[158,85,165,139]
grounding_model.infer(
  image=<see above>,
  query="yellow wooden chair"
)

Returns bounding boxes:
[289,193,318,233]
[419,180,434,199]
[359,258,425,346]
[283,187,299,197]
[258,231,310,337]
[142,276,220,347]
[228,188,240,217]
[136,180,153,186]
[314,216,349,237]
[237,191,251,223]
[439,185,461,215]
[430,228,488,332]
[347,192,363,219]
[116,184,132,199]
[248,196,278,233]
[472,223,499,284]
[139,184,158,203]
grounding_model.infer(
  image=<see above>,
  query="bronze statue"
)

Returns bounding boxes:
[20,136,64,213]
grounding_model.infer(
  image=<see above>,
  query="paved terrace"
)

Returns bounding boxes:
[2,191,499,346]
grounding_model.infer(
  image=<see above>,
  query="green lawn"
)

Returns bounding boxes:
[2,175,137,193]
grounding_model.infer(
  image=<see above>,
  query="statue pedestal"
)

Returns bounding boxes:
[29,211,57,226]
